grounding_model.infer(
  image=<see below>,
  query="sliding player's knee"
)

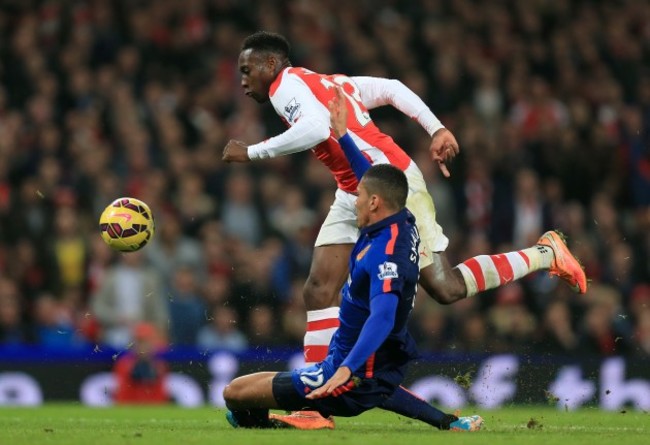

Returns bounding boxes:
[223,379,245,408]
[303,274,339,310]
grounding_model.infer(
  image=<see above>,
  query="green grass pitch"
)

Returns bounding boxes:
[0,404,647,445]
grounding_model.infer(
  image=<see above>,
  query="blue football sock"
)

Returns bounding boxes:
[380,386,457,429]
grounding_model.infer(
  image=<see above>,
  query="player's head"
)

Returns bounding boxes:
[355,164,408,228]
[239,31,291,103]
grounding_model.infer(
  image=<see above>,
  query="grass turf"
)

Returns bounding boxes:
[0,404,647,445]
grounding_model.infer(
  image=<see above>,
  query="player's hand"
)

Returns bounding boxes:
[429,128,459,178]
[306,366,354,399]
[328,86,348,139]
[222,140,251,162]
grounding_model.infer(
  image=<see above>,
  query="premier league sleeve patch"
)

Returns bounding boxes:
[283,97,301,121]
[378,262,399,280]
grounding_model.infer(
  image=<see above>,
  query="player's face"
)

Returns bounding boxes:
[238,49,276,103]
[355,181,371,228]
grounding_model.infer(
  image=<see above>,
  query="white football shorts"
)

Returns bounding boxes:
[314,161,449,269]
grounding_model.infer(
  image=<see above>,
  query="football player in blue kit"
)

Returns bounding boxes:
[222,87,482,432]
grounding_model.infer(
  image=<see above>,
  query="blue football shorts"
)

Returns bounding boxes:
[271,358,400,417]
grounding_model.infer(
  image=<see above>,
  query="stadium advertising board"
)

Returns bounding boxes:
[1,348,649,410]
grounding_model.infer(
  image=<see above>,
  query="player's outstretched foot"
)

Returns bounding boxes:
[449,415,484,432]
[537,230,588,294]
[268,411,335,430]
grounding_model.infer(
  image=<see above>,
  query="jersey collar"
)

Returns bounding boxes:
[360,208,413,237]
[269,67,290,98]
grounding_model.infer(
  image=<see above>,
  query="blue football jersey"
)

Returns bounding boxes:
[329,208,420,381]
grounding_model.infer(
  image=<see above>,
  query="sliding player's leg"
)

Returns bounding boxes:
[380,386,483,432]
[223,372,281,428]
[224,366,336,430]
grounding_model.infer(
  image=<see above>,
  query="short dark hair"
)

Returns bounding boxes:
[241,31,290,59]
[362,164,408,210]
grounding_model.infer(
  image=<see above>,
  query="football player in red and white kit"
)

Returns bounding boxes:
[223,32,586,428]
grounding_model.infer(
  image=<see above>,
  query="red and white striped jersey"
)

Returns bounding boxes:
[247,67,443,194]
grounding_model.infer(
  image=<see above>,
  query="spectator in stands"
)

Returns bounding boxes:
[50,205,88,293]
[114,323,169,404]
[221,169,263,247]
[91,251,167,349]
[487,283,537,354]
[144,209,204,292]
[533,299,578,355]
[280,277,308,347]
[454,311,490,353]
[168,266,206,346]
[196,305,248,353]
[0,0,647,358]
[0,279,26,345]
[633,309,650,357]
[8,238,57,301]
[32,293,87,349]
[578,285,631,355]
[413,305,451,353]
[174,173,216,236]
[269,185,316,239]
[247,304,282,347]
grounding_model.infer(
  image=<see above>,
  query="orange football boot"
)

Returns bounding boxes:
[268,411,335,430]
[537,230,588,293]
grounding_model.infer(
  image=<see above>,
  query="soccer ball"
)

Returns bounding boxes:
[99,197,155,252]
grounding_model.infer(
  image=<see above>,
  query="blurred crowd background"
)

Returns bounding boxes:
[0,0,649,359]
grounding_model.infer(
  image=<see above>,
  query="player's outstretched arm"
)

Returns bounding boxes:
[352,76,459,177]
[328,86,372,181]
[329,85,348,139]
[227,73,331,162]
